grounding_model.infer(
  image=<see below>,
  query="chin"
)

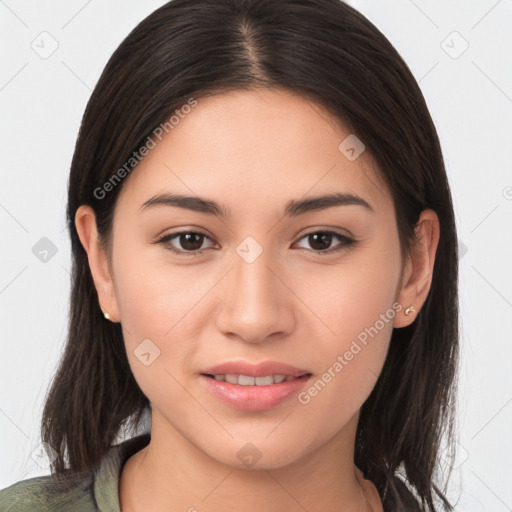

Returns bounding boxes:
[201,436,311,472]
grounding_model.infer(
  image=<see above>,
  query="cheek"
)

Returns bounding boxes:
[111,240,210,394]
[293,238,400,417]
[295,305,394,436]
[112,233,207,338]
[113,258,202,412]
[300,235,401,343]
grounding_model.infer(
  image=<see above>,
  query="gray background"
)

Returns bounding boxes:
[1,1,511,510]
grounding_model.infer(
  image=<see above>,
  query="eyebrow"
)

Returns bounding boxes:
[138,192,374,217]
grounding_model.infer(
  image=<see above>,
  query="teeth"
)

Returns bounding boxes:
[254,376,273,385]
[225,374,238,384]
[212,374,290,385]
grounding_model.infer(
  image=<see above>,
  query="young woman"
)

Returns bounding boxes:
[0,0,459,510]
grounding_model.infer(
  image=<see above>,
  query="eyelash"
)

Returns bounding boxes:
[156,229,356,257]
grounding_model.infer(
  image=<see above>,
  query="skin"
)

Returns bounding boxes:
[75,88,439,512]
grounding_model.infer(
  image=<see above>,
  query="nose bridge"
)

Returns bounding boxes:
[216,236,292,342]
[236,248,275,304]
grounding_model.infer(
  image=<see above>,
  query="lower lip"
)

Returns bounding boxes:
[199,374,312,411]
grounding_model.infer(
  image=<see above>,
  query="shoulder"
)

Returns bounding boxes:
[0,433,151,512]
[0,472,97,511]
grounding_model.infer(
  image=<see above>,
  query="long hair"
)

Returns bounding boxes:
[41,1,459,510]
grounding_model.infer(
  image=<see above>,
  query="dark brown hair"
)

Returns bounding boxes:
[41,1,459,510]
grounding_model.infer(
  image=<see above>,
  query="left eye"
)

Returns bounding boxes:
[294,231,355,253]
[157,230,354,256]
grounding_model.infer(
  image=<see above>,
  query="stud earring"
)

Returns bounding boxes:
[404,306,416,316]
[103,311,110,320]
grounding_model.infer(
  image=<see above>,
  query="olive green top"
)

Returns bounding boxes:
[0,433,151,512]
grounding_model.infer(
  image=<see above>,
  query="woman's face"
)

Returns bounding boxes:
[85,88,414,468]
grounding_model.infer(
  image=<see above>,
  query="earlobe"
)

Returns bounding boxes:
[393,209,440,328]
[74,205,120,323]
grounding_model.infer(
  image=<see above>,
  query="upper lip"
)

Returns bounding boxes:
[201,360,311,378]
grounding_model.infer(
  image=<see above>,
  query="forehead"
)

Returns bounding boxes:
[115,88,391,217]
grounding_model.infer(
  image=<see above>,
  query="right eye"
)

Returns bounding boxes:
[156,230,216,256]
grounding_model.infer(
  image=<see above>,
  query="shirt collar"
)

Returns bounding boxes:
[94,433,151,512]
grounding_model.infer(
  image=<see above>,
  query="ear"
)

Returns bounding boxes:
[74,205,120,323]
[393,209,440,328]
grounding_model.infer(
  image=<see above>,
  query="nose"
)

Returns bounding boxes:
[215,246,295,344]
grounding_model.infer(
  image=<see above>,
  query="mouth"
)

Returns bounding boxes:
[200,359,310,379]
[199,370,312,411]
[202,373,311,385]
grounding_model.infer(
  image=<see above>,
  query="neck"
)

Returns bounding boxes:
[119,409,382,512]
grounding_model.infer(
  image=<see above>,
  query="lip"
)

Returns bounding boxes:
[201,360,310,378]
[199,359,312,412]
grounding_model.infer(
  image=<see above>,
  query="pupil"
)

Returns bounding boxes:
[181,233,203,250]
[310,233,331,251]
